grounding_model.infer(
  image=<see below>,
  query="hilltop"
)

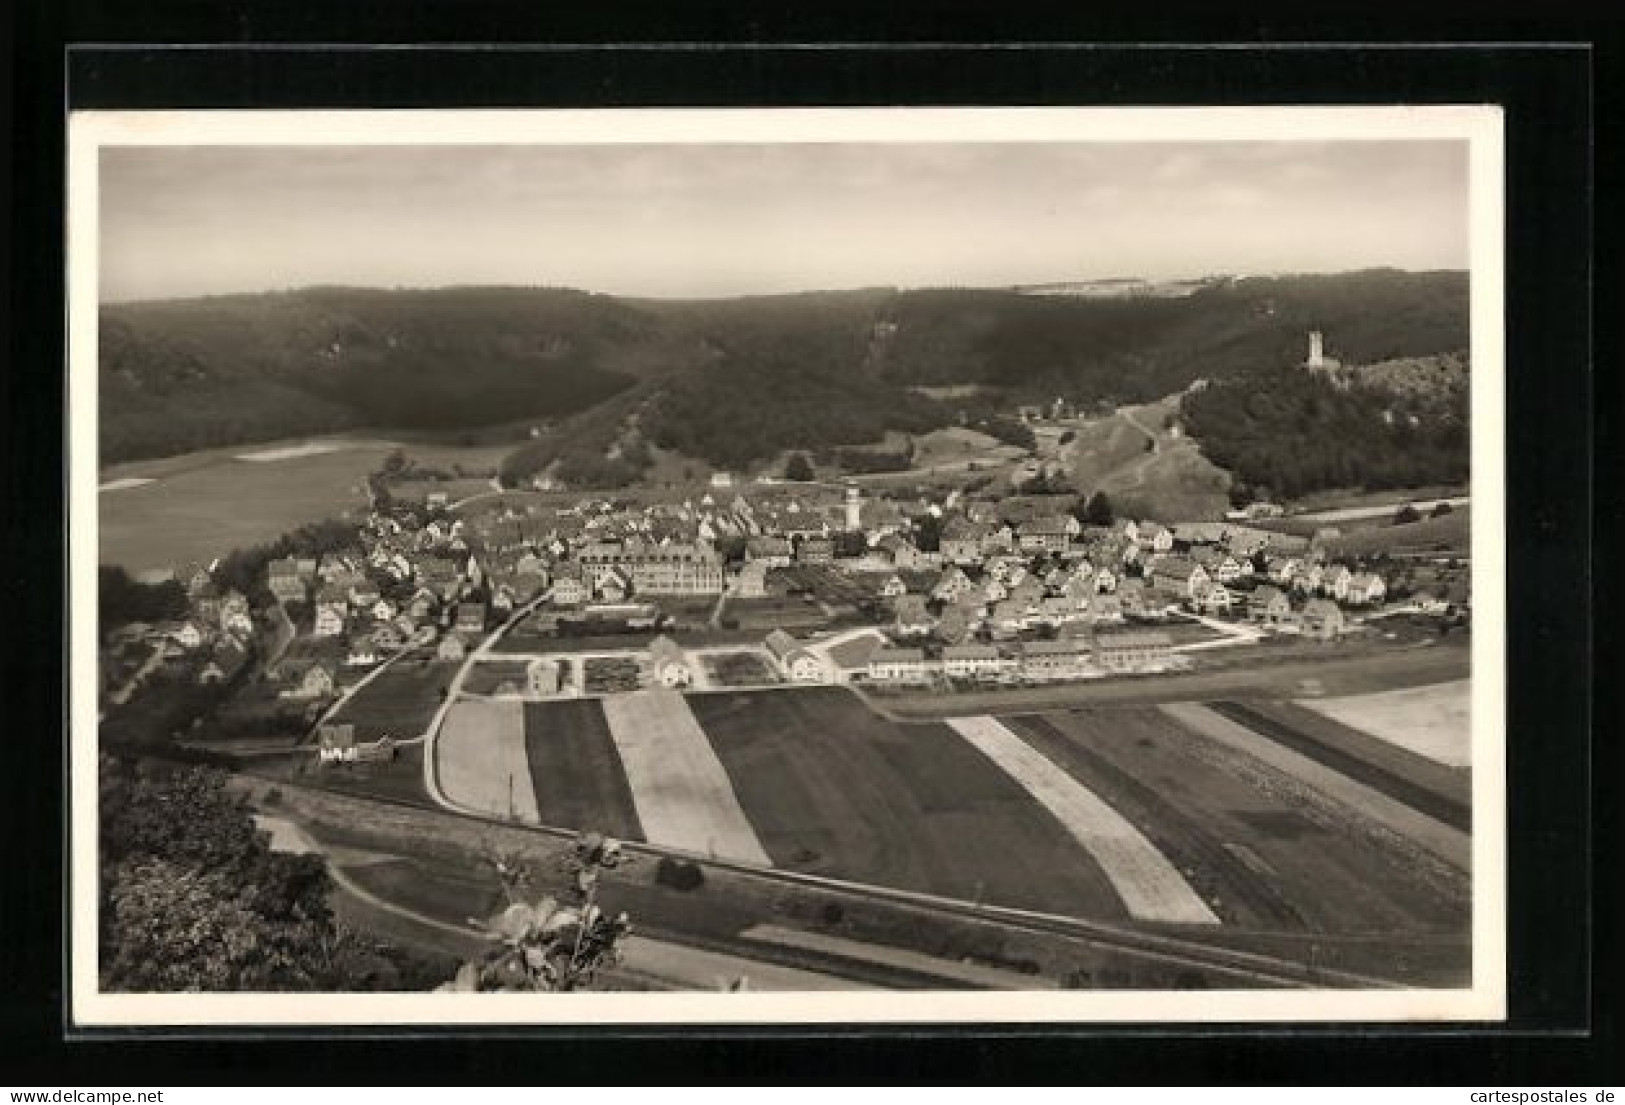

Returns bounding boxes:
[100,270,1470,492]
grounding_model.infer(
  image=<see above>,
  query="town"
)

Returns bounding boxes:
[102,456,1470,751]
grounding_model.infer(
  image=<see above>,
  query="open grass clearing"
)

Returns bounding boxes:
[99,443,392,572]
[601,688,770,866]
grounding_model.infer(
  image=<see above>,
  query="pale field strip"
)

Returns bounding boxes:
[1299,679,1472,768]
[944,715,1220,925]
[434,699,540,822]
[741,924,1060,990]
[600,687,772,867]
[234,439,391,462]
[1159,702,1470,871]
[98,476,156,492]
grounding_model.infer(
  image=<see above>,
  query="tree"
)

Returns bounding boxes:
[441,832,634,993]
[785,453,815,482]
[914,513,945,553]
[1393,504,1423,525]
[99,567,188,634]
[1430,501,1455,518]
[98,756,439,992]
[1083,491,1114,526]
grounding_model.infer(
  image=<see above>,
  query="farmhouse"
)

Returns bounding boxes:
[1196,582,1235,615]
[796,536,835,563]
[317,723,356,764]
[645,635,694,688]
[942,644,1015,681]
[1016,639,1094,680]
[345,636,379,667]
[939,519,992,565]
[168,621,205,651]
[875,534,930,570]
[1346,572,1387,606]
[286,661,336,700]
[593,566,631,603]
[745,536,793,567]
[1301,598,1347,640]
[764,629,829,683]
[454,603,488,636]
[312,598,347,639]
[867,648,933,684]
[1093,630,1174,673]
[893,594,935,637]
[407,587,440,620]
[526,657,563,697]
[1248,585,1294,626]
[735,560,770,598]
[1151,557,1211,604]
[1017,516,1076,554]
[267,558,307,604]
[436,632,467,662]
[1088,591,1125,623]
[988,600,1030,638]
[931,566,977,603]
[551,572,590,606]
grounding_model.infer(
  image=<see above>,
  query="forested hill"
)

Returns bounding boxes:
[100,270,1468,468]
[98,287,712,462]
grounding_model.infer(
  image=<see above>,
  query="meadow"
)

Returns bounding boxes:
[97,435,517,573]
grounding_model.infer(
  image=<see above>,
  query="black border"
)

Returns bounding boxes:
[4,10,1612,1085]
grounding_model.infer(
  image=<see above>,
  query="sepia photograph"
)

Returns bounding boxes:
[68,106,1506,1026]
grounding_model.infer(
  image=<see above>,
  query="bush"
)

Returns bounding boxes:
[654,856,705,892]
[1393,504,1423,525]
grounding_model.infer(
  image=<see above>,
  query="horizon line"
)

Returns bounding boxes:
[99,265,1468,308]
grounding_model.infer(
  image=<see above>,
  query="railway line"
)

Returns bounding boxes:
[245,774,1423,991]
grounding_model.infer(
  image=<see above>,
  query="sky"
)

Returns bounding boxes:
[98,140,1470,303]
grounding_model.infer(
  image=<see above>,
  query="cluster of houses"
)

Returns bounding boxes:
[219,478,1424,706]
[104,563,258,696]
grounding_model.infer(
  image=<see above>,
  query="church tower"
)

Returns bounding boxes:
[844,485,862,531]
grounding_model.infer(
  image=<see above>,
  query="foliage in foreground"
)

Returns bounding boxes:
[98,755,444,992]
[443,833,634,993]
